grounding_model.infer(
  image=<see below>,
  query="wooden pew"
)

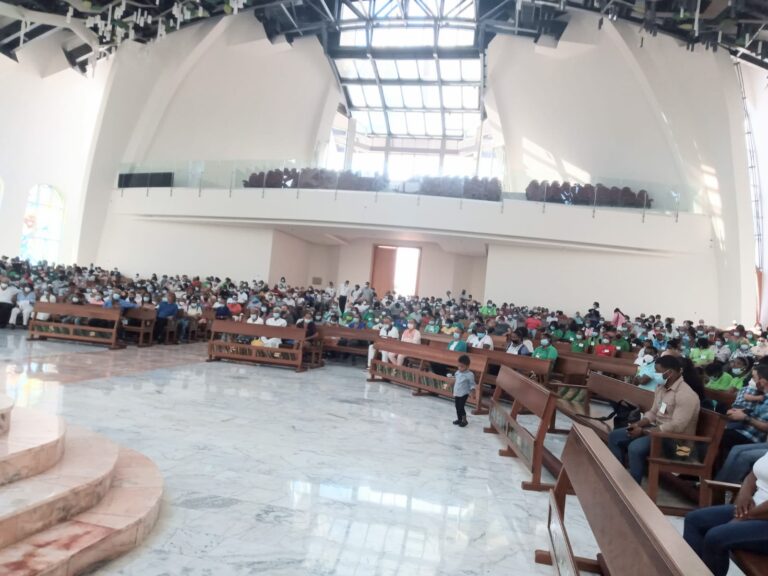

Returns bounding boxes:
[703,387,737,410]
[552,350,637,384]
[207,320,314,372]
[483,366,560,491]
[702,480,768,576]
[123,307,156,347]
[422,332,507,350]
[647,408,726,515]
[318,325,379,358]
[28,303,124,350]
[368,339,488,410]
[550,372,655,441]
[534,423,713,576]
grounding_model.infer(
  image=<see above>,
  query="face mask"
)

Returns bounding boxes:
[739,343,750,351]
[733,368,744,375]
[541,339,550,346]
[0,283,7,290]
[734,332,741,338]
[23,287,31,293]
[452,332,460,340]
[273,312,281,318]
[162,297,168,303]
[576,335,583,340]
[715,341,723,348]
[304,317,312,323]
[72,297,80,303]
[477,332,486,338]
[602,338,610,344]
[143,296,151,302]
[747,333,754,339]
[112,294,121,300]
[407,323,415,329]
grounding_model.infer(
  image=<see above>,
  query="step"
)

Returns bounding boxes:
[0,448,163,576]
[0,396,13,435]
[0,409,66,487]
[0,427,118,550]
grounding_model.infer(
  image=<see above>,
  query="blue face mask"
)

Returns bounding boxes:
[477,332,486,338]
[541,339,550,346]
[452,332,460,340]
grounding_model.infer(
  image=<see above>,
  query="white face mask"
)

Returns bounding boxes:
[0,283,7,290]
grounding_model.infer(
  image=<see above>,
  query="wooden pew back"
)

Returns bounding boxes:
[123,307,157,347]
[28,302,124,349]
[535,423,712,576]
[318,325,379,357]
[208,320,310,372]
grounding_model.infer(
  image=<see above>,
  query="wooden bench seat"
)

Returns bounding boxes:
[368,339,488,409]
[534,423,712,575]
[207,320,317,372]
[28,303,124,350]
[318,326,379,358]
[422,332,508,351]
[483,366,560,491]
[123,307,156,347]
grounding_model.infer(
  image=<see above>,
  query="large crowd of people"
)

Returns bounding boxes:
[0,254,767,573]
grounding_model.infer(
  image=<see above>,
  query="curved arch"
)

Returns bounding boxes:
[19,184,65,263]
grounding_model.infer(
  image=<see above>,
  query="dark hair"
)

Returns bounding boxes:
[696,337,710,348]
[656,356,704,400]
[704,360,724,377]
[754,364,768,382]
[458,354,470,366]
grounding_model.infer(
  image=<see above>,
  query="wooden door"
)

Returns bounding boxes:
[372,245,397,296]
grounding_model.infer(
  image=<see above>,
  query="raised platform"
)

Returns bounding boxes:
[0,398,162,575]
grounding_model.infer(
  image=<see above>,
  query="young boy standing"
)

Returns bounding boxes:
[452,354,475,427]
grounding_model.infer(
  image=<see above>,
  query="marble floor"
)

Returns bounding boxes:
[0,332,734,575]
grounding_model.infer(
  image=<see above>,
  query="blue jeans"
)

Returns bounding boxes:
[715,443,768,483]
[684,505,768,576]
[608,427,650,483]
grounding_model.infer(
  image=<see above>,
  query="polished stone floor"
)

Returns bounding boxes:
[0,332,735,576]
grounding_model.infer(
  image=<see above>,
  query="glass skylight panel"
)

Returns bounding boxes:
[363,85,382,107]
[354,59,376,79]
[340,28,367,47]
[374,0,400,18]
[369,110,388,134]
[408,1,428,17]
[442,85,462,109]
[444,112,462,137]
[376,60,399,80]
[340,4,357,20]
[335,59,359,80]
[422,0,439,15]
[461,59,481,81]
[462,86,479,109]
[382,85,404,107]
[352,110,372,134]
[395,59,419,80]
[406,112,426,135]
[401,85,423,108]
[437,27,475,47]
[463,112,481,134]
[425,112,442,136]
[388,111,408,135]
[346,85,367,107]
[439,59,462,81]
[421,85,441,108]
[372,26,433,47]
[417,60,437,81]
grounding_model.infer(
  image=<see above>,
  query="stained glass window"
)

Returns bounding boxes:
[19,185,64,263]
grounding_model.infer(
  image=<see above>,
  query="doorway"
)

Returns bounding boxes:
[371,245,421,297]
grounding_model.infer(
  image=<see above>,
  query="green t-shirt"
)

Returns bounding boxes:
[424,324,440,334]
[533,345,558,360]
[730,375,748,390]
[448,339,468,352]
[690,347,715,366]
[551,329,564,341]
[563,330,577,343]
[611,338,630,352]
[571,340,589,353]
[705,372,735,391]
[480,305,497,317]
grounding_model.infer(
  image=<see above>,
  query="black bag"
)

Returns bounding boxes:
[581,400,641,430]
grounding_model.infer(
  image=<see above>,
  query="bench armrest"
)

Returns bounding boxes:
[704,480,741,492]
[647,430,712,443]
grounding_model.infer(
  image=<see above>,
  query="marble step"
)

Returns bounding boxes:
[0,408,66,487]
[0,426,118,550]
[0,396,13,435]
[0,447,163,576]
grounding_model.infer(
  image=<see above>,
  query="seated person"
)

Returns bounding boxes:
[684,451,768,576]
[448,327,467,352]
[690,337,716,366]
[9,284,35,329]
[153,293,179,344]
[729,357,753,390]
[246,310,264,325]
[570,330,591,353]
[532,334,558,360]
[752,337,768,359]
[716,442,768,483]
[506,328,532,356]
[611,330,631,352]
[548,322,564,341]
[633,350,664,391]
[368,317,398,368]
[730,338,755,362]
[393,320,421,366]
[714,336,732,362]
[466,325,493,350]
[705,361,738,392]
[608,356,701,484]
[296,310,317,338]
[213,297,232,320]
[717,365,768,470]
[262,309,287,348]
[423,318,440,335]
[594,336,617,357]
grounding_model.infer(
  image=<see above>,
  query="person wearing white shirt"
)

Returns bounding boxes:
[324,282,336,300]
[0,282,19,328]
[35,290,56,322]
[263,310,287,348]
[368,318,399,368]
[9,285,36,328]
[338,280,350,313]
[246,312,264,325]
[467,327,494,350]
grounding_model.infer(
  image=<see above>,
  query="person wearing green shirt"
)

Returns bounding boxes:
[549,324,564,341]
[479,301,497,317]
[611,335,631,353]
[690,337,716,366]
[424,319,440,334]
[746,330,757,346]
[448,328,468,352]
[705,363,736,391]
[563,329,577,343]
[728,357,751,390]
[570,332,590,353]
[533,336,559,360]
